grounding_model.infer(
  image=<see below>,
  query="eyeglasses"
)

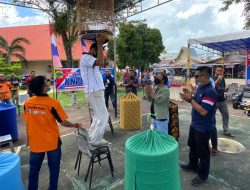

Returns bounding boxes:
[194,74,203,78]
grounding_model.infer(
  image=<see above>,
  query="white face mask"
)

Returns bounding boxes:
[196,81,202,86]
[47,87,51,92]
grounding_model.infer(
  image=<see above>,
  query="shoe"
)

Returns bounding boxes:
[180,163,198,172]
[222,132,234,137]
[90,139,111,147]
[211,148,219,156]
[191,176,206,186]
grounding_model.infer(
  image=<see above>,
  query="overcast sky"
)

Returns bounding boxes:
[0,0,245,53]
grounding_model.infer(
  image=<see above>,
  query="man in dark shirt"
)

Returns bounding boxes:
[180,66,217,186]
[212,66,234,137]
[123,69,139,95]
[103,69,116,110]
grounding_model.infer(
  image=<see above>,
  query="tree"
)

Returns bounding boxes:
[221,0,250,29]
[112,21,164,69]
[0,57,22,76]
[15,0,78,68]
[0,36,30,65]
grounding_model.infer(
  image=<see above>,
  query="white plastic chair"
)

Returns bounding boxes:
[17,94,29,115]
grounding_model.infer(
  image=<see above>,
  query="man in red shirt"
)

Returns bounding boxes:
[25,70,35,97]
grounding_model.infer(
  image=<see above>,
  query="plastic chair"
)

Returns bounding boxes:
[17,94,29,116]
[74,128,114,189]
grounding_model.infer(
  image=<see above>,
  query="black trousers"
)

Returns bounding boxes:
[104,90,116,109]
[210,126,218,149]
[188,127,210,180]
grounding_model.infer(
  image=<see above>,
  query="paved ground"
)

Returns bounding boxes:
[7,84,250,190]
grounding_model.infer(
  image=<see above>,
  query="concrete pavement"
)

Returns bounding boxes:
[17,98,250,190]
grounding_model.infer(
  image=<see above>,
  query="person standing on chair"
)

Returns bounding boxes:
[24,76,79,190]
[103,68,116,110]
[80,34,110,147]
[0,73,13,105]
[180,66,217,186]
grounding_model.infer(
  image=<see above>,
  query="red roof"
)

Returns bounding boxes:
[0,24,82,61]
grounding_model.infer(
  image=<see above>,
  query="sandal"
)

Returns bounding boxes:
[211,148,219,156]
[222,132,234,137]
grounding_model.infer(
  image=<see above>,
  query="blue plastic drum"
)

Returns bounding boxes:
[0,153,25,190]
[0,103,18,140]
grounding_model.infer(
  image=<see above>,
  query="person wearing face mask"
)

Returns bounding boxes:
[80,34,110,147]
[23,75,80,190]
[179,66,217,186]
[149,72,170,134]
[123,68,139,95]
[0,73,13,105]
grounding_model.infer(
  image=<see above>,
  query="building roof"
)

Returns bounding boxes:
[0,24,82,61]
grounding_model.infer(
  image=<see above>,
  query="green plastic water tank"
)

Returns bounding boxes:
[125,129,181,190]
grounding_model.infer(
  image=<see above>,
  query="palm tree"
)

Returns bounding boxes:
[0,36,30,65]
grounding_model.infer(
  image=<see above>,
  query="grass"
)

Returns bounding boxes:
[50,87,144,108]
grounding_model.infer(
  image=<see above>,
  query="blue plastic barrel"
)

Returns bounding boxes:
[0,153,25,190]
[0,103,18,140]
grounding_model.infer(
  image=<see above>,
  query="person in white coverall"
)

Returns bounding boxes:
[80,34,109,147]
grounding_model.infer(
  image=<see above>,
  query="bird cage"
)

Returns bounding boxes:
[76,0,114,40]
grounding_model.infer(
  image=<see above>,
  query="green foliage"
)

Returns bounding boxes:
[115,21,165,69]
[116,71,122,81]
[221,0,250,29]
[0,58,22,76]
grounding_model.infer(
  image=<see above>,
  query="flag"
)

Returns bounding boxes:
[49,23,62,68]
[81,38,96,53]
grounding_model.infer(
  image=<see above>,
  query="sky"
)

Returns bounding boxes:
[0,0,245,53]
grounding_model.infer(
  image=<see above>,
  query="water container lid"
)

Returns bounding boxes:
[125,129,178,157]
[0,103,16,111]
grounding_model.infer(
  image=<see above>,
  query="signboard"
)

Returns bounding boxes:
[55,68,84,92]
[246,51,250,85]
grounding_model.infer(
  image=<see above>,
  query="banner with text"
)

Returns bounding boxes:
[247,51,250,85]
[55,68,84,91]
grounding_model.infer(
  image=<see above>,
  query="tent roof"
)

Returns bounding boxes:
[188,30,250,53]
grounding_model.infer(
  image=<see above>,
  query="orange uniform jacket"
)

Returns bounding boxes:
[24,95,68,152]
[0,81,12,100]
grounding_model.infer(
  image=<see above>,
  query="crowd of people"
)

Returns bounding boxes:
[0,70,37,106]
[0,32,236,189]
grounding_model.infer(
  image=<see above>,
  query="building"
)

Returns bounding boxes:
[0,24,82,77]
